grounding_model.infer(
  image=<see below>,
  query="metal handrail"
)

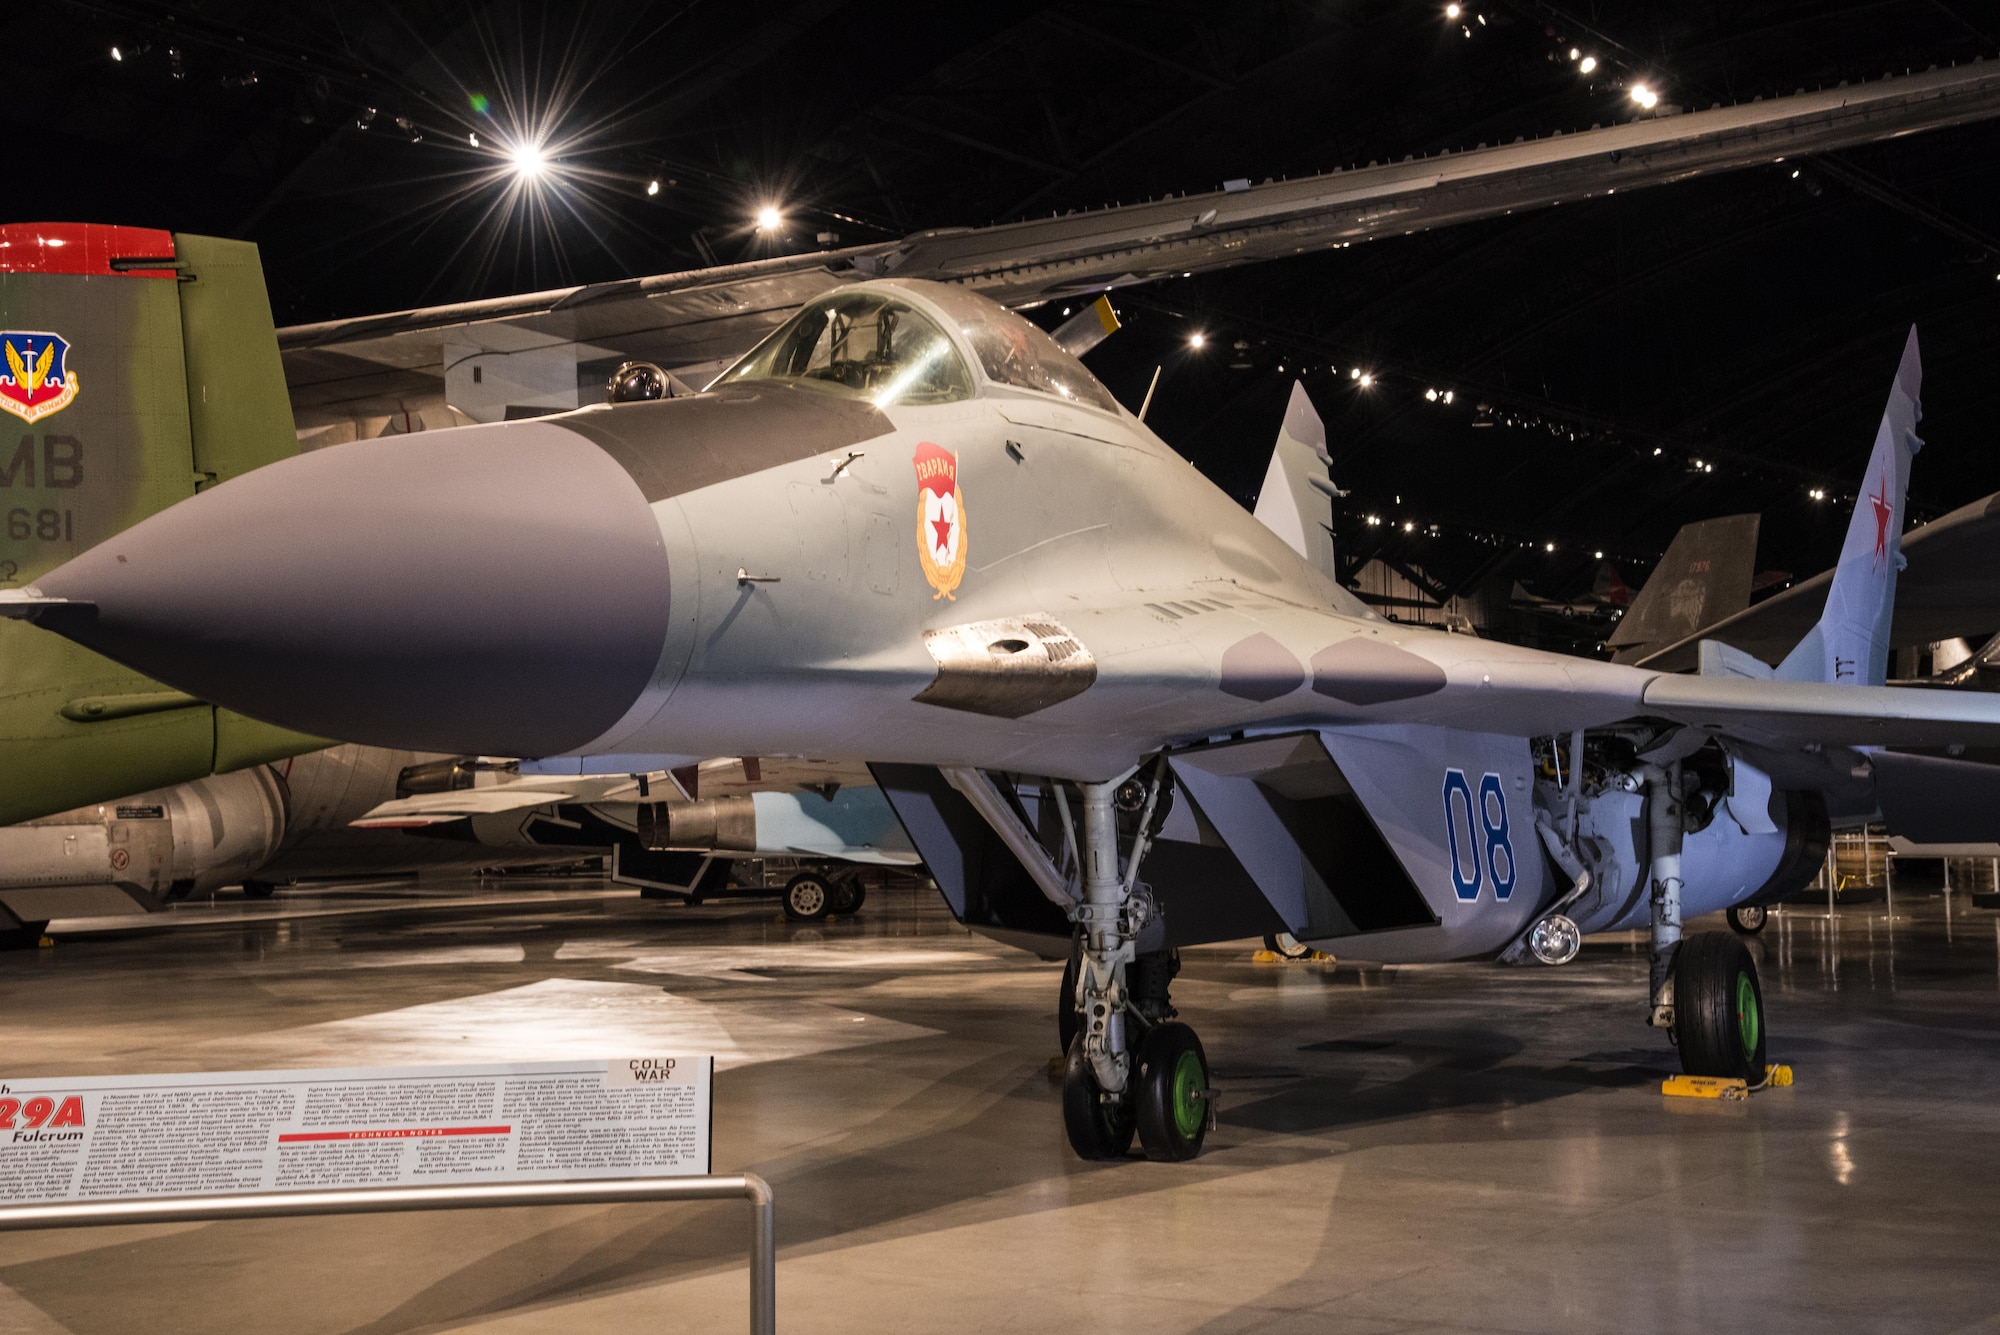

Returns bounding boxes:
[0,1174,775,1334]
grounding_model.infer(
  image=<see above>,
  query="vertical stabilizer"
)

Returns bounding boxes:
[1776,327,1923,686]
[1254,381,1341,581]
[1606,514,1759,663]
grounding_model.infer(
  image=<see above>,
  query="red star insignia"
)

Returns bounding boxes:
[931,514,954,555]
[1869,472,1893,563]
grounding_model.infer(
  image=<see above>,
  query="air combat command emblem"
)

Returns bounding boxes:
[0,332,79,424]
[913,440,965,600]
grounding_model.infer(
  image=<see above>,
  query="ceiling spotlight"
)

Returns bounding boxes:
[1442,390,1454,404]
[1425,388,1439,401]
[1569,47,1580,60]
[1445,3,1460,16]
[509,141,546,179]
[1545,542,1556,552]
[468,132,479,147]
[1809,487,1827,501]
[1349,368,1360,380]
[755,205,784,232]
[1366,514,1383,526]
[1579,55,1598,74]
[1630,83,1660,109]
[1594,550,1604,559]
[1652,447,1663,456]
[1403,521,1415,533]
[110,45,122,61]
[1358,373,1374,387]
[1189,332,1206,349]
[646,179,660,196]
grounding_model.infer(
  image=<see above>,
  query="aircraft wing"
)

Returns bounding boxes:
[281,63,2000,432]
[350,788,574,828]
[1639,673,2000,749]
[1637,490,2000,672]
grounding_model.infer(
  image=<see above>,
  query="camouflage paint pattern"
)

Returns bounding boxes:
[0,225,318,825]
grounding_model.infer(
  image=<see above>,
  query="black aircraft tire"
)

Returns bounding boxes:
[1727,904,1768,935]
[1133,1021,1212,1162]
[826,875,864,915]
[1674,932,1767,1081]
[1061,1035,1135,1160]
[782,873,833,922]
[241,880,277,900]
[1058,940,1081,1056]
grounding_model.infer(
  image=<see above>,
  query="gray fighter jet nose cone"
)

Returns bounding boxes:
[35,420,672,756]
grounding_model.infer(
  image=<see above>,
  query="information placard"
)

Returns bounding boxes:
[0,1057,713,1205]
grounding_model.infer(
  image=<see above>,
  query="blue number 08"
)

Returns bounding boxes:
[1442,769,1516,902]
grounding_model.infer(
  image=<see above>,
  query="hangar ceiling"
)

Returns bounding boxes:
[27,0,2000,652]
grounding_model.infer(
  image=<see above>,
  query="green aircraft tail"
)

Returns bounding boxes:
[0,224,322,825]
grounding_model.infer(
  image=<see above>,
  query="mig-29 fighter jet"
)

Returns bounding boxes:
[5,283,1992,1162]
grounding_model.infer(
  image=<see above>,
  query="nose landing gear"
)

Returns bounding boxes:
[1056,764,1214,1162]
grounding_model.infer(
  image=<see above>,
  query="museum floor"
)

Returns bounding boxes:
[3,873,1998,1334]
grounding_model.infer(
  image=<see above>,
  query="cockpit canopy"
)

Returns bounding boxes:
[722,281,1122,415]
[724,291,974,407]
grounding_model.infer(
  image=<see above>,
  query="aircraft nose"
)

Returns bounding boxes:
[34,420,672,756]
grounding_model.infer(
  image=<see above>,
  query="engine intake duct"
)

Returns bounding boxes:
[637,797,758,852]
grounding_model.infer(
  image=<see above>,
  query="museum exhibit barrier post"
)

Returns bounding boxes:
[0,1174,776,1334]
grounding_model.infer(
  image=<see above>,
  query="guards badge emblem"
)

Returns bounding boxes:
[0,332,78,424]
[913,441,966,600]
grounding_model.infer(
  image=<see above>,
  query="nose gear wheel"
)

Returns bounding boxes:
[1133,1022,1212,1161]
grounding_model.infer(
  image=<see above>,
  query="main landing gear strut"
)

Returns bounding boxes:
[1644,761,1768,1081]
[1060,764,1213,1162]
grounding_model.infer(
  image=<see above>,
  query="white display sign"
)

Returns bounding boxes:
[0,1058,713,1205]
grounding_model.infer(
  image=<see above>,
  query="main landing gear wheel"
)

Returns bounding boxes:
[241,879,277,900]
[1727,903,1768,935]
[782,872,833,922]
[1061,1034,1135,1160]
[1133,1021,1212,1161]
[1263,932,1312,960]
[1673,931,1766,1081]
[826,875,866,916]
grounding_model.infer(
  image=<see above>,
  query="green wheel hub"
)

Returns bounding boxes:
[1170,1050,1206,1139]
[1735,971,1762,1056]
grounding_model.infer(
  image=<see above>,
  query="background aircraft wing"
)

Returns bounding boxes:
[1637,490,2000,672]
[280,64,2000,435]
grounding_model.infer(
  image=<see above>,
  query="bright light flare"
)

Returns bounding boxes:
[1579,55,1597,74]
[755,205,784,232]
[1445,3,1460,16]
[508,141,547,179]
[110,46,123,61]
[1630,83,1660,109]
[1357,372,1374,388]
[1188,332,1206,349]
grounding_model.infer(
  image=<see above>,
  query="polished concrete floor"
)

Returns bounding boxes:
[4,874,2000,1333]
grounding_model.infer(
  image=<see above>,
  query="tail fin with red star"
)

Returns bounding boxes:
[1775,326,1923,686]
